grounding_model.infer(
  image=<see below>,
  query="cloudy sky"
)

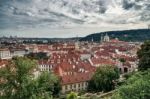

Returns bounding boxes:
[0,0,150,38]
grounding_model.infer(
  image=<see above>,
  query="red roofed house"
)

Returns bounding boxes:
[38,52,96,93]
[61,72,92,93]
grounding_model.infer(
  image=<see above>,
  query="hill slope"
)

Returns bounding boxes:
[80,29,150,42]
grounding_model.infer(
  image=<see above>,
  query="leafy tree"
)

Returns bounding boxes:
[26,52,49,60]
[137,40,150,70]
[112,41,150,99]
[66,92,78,99]
[88,65,119,92]
[0,57,61,99]
[112,70,150,99]
[119,58,126,63]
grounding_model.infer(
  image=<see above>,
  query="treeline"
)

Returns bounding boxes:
[80,29,150,42]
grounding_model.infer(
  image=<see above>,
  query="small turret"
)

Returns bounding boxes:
[91,37,94,42]
[100,34,103,43]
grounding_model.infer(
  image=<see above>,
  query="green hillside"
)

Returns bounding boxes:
[80,29,150,42]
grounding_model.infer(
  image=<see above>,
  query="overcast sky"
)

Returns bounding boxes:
[0,0,149,38]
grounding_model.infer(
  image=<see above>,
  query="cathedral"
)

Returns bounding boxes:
[101,33,110,42]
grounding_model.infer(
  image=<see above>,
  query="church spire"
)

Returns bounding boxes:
[91,37,94,42]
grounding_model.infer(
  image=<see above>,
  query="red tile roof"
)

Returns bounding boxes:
[61,72,93,85]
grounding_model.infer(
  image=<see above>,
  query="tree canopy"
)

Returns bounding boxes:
[26,52,49,60]
[119,58,126,63]
[0,57,61,99]
[112,70,150,99]
[112,41,150,99]
[88,65,119,92]
[137,40,150,70]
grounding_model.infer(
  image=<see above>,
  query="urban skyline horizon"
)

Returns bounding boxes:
[0,27,149,38]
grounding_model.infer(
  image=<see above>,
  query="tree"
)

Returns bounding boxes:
[119,58,126,63]
[137,40,150,70]
[111,41,150,99]
[66,92,78,99]
[26,52,49,60]
[88,65,119,92]
[0,57,61,99]
[112,70,150,99]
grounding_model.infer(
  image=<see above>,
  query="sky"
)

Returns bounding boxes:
[0,0,150,38]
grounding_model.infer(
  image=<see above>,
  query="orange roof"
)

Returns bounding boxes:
[91,57,115,66]
[0,60,8,68]
[61,72,93,85]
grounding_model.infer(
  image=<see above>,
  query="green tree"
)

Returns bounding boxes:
[0,57,61,99]
[88,65,119,92]
[26,52,49,60]
[137,40,150,70]
[119,58,126,63]
[112,70,150,99]
[66,92,78,99]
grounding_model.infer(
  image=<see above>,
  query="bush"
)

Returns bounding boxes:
[112,70,150,99]
[88,65,119,92]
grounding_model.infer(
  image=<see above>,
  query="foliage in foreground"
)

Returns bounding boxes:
[137,40,150,71]
[0,57,61,99]
[66,92,78,99]
[88,65,119,92]
[112,70,150,99]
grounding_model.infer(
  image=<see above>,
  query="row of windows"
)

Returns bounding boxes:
[40,65,53,69]
[64,82,88,91]
[0,53,10,56]
[40,68,51,71]
[0,52,25,57]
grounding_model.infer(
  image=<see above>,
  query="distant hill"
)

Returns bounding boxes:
[80,29,150,42]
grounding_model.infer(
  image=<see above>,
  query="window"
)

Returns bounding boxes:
[65,85,68,90]
[82,82,84,86]
[74,84,76,88]
[70,84,72,89]
[78,83,80,87]
[124,67,128,73]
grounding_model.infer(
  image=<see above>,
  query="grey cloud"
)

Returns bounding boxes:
[122,0,150,11]
[122,0,135,10]
[0,0,149,31]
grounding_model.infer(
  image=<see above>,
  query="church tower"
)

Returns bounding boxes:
[103,33,110,42]
[91,37,94,42]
